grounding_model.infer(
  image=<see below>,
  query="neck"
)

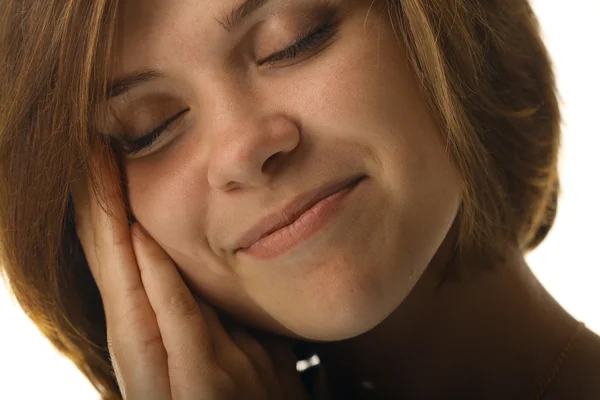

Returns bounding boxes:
[310,245,578,399]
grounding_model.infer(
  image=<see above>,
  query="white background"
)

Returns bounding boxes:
[1,1,599,398]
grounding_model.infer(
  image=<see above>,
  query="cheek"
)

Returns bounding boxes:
[287,15,421,163]
[308,18,462,271]
[124,158,209,248]
[297,33,386,127]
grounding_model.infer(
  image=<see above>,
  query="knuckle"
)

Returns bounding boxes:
[120,280,146,302]
[111,292,152,333]
[109,319,166,364]
[138,331,165,357]
[161,289,200,321]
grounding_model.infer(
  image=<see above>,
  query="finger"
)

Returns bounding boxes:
[85,149,171,398]
[131,222,224,396]
[86,149,134,295]
[196,299,277,393]
[229,329,272,375]
[70,169,95,264]
[193,295,240,354]
[107,328,170,400]
[226,329,276,393]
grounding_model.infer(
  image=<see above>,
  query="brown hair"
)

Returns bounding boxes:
[0,0,560,397]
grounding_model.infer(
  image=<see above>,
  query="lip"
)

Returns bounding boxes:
[234,175,366,254]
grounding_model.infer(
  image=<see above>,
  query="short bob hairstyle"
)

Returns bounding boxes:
[0,0,559,398]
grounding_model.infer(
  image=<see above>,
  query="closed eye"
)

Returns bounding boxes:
[115,9,342,157]
[259,17,341,66]
[117,108,190,156]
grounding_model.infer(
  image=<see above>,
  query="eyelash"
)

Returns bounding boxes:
[120,17,340,156]
[118,108,190,155]
[260,18,340,66]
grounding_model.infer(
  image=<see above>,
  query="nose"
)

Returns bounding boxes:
[207,100,300,191]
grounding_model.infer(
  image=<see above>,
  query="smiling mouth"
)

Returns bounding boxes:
[236,176,365,260]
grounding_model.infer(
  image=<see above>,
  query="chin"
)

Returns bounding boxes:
[298,309,394,342]
[280,286,406,342]
[255,248,415,342]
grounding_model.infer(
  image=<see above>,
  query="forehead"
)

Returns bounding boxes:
[113,0,291,76]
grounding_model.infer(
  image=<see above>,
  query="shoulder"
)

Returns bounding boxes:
[544,325,600,399]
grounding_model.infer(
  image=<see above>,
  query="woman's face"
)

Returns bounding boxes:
[106,0,462,341]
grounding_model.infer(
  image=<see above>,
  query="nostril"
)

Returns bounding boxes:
[267,152,281,163]
[262,151,282,173]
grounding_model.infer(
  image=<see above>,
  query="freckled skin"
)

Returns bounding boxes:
[111,0,462,341]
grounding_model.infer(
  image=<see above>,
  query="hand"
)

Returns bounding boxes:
[70,149,309,400]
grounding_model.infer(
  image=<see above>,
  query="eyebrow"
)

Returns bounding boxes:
[216,0,270,34]
[108,69,163,99]
[108,0,270,99]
